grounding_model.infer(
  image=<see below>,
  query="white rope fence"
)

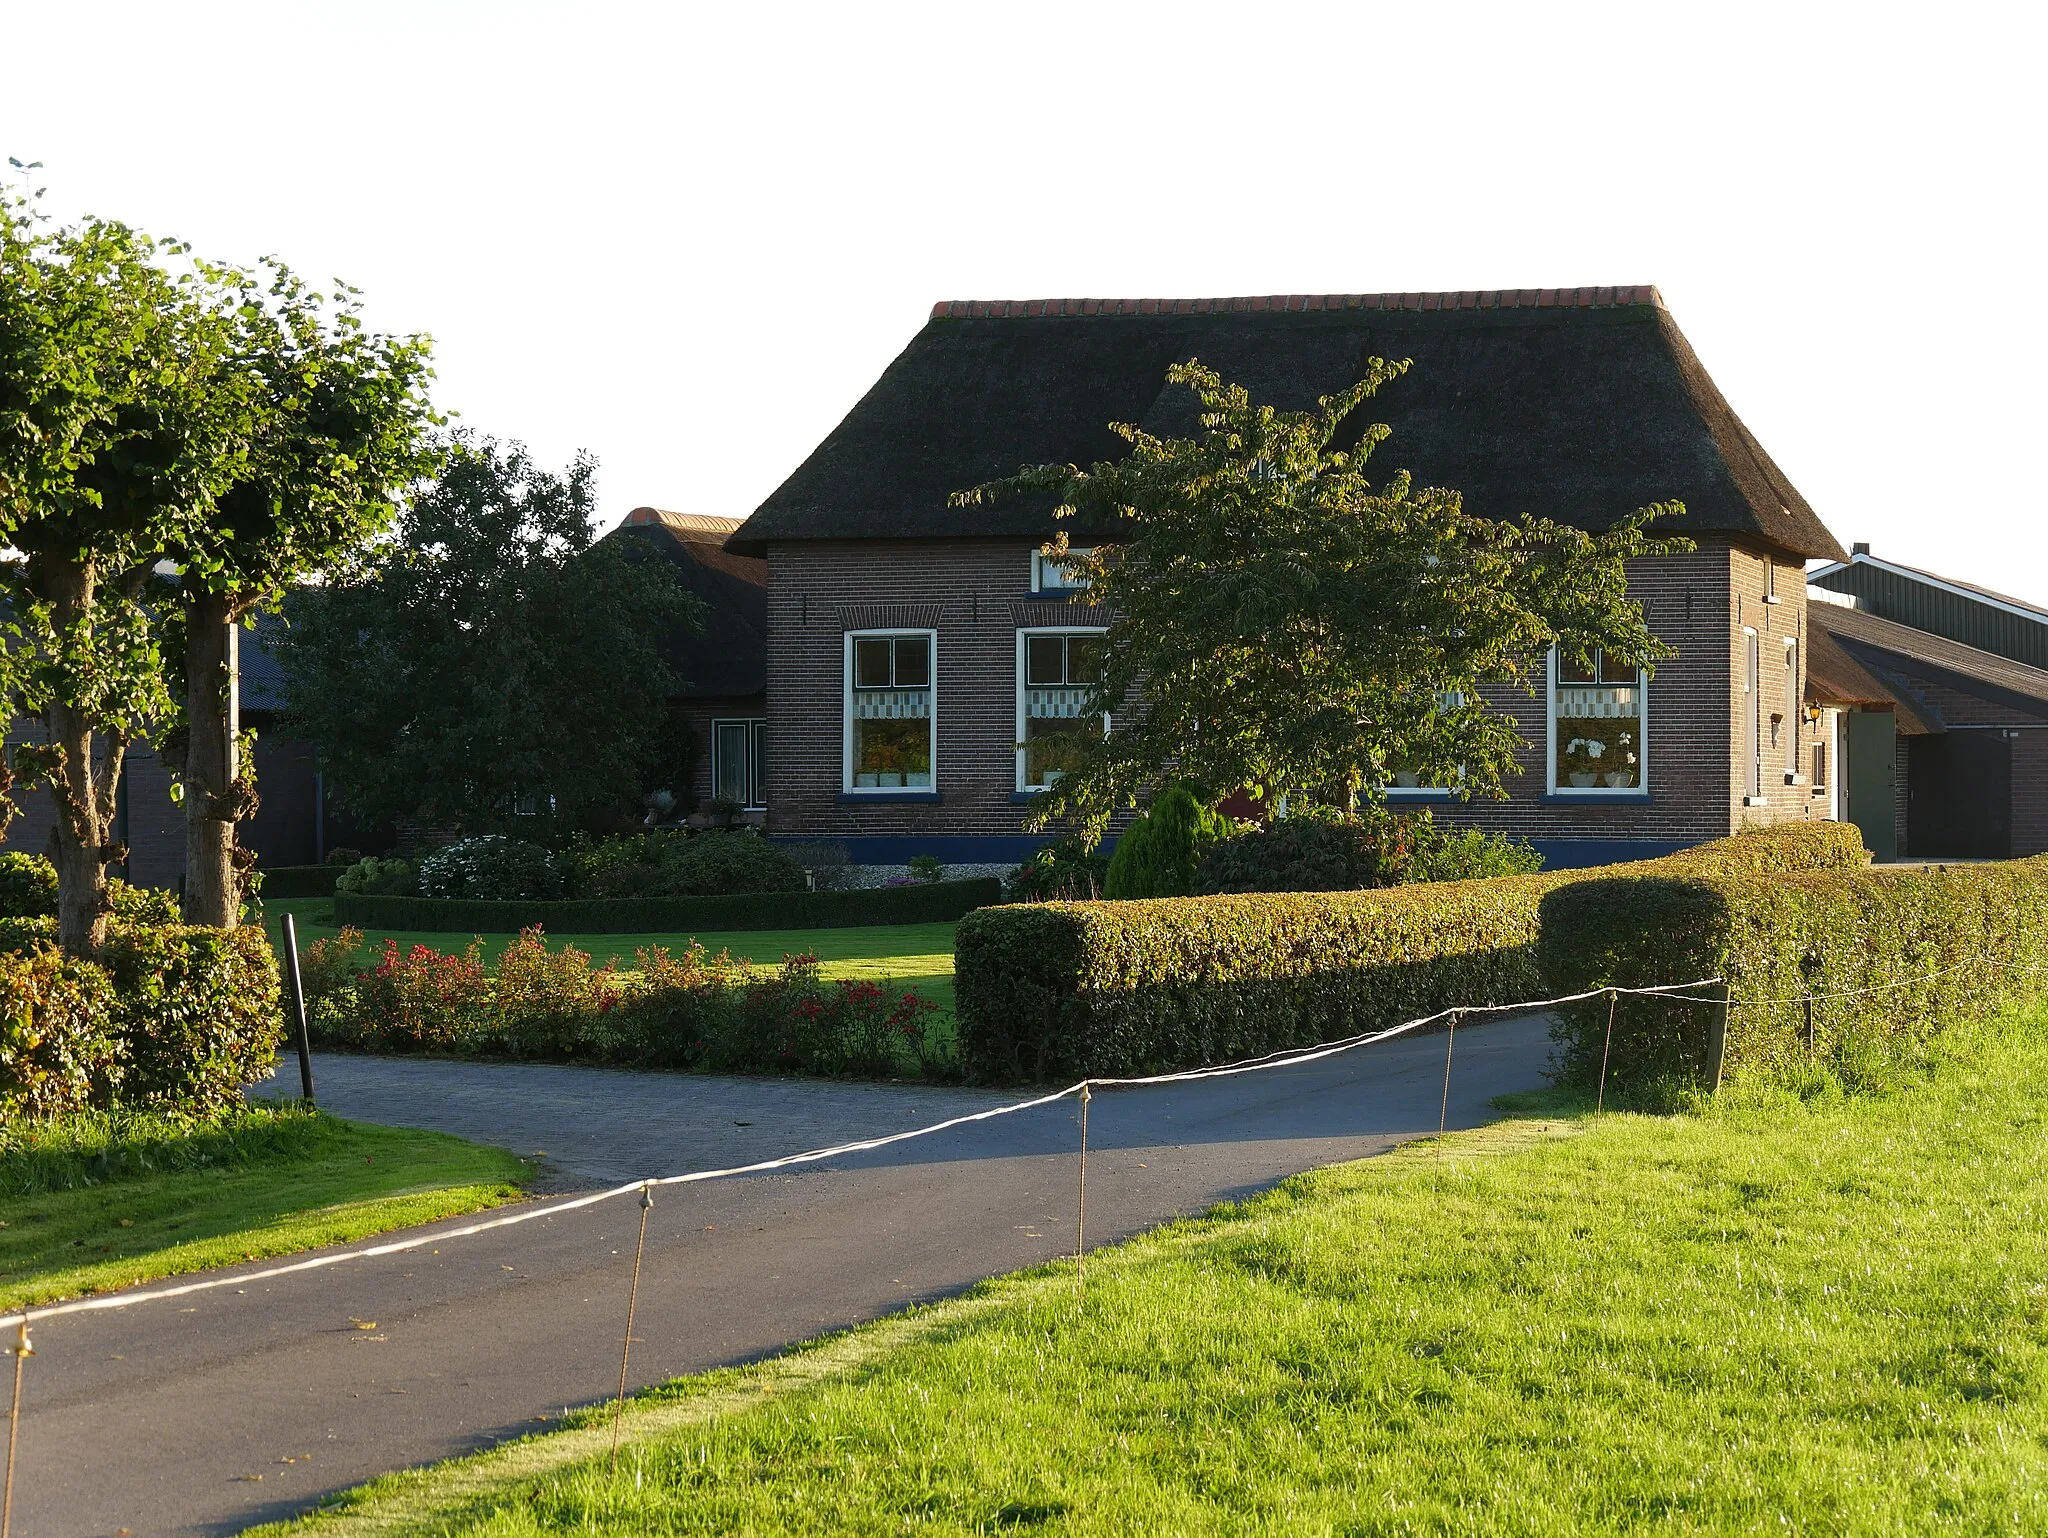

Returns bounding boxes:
[0,977,1720,1335]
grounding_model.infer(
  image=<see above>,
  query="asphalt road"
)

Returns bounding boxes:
[13,1013,1554,1537]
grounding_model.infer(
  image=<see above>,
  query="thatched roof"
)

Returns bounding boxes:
[610,509,766,699]
[729,288,1845,563]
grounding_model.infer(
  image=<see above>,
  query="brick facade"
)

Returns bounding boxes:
[762,532,1825,866]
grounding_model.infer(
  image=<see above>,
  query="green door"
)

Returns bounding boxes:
[1845,708,1897,861]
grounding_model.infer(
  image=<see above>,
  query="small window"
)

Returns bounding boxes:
[1031,547,1094,594]
[1550,648,1645,793]
[1387,690,1466,793]
[1784,638,1800,779]
[845,632,935,792]
[1017,630,1106,790]
[712,718,767,809]
[1813,738,1829,790]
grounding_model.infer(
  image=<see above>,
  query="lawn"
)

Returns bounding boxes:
[261,899,960,1015]
[265,1006,2048,1536]
[0,1106,529,1313]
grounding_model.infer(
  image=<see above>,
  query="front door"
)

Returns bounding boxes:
[1844,708,1898,861]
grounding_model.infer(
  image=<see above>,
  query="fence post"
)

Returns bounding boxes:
[280,912,316,1104]
[1702,981,1732,1093]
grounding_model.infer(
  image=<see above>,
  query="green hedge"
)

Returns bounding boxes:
[0,922,280,1121]
[331,876,1005,934]
[257,864,341,899]
[955,823,1868,1082]
[1539,853,2048,1100]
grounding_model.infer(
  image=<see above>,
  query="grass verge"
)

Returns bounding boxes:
[0,1106,528,1312]
[260,1004,2048,1535]
[260,900,959,1015]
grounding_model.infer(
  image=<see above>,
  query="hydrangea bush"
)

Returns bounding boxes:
[416,836,564,901]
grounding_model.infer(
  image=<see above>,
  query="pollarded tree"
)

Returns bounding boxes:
[953,359,1692,846]
[0,173,243,953]
[276,436,700,840]
[165,260,437,926]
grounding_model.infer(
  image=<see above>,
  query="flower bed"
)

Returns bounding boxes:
[301,927,951,1079]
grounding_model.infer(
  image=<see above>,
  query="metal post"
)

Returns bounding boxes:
[1702,981,1732,1092]
[611,1184,653,1473]
[1803,992,1816,1054]
[280,912,316,1104]
[1438,1011,1459,1142]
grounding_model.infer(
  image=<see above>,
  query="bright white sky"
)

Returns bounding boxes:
[5,2,2042,594]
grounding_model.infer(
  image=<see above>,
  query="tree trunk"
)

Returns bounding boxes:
[42,558,117,957]
[183,590,240,927]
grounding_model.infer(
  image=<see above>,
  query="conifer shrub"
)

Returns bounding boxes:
[1102,785,1236,899]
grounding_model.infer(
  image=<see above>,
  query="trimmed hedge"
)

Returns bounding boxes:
[1540,853,2048,1100]
[955,823,1869,1082]
[258,864,341,899]
[332,876,1004,934]
[0,922,280,1121]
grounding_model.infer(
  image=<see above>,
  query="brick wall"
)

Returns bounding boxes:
[763,533,1814,861]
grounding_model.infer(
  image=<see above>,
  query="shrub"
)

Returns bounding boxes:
[1196,809,1544,895]
[99,925,281,1116]
[108,879,180,926]
[0,947,123,1122]
[325,846,365,867]
[417,836,563,901]
[1539,848,2046,1104]
[302,929,950,1078]
[0,923,279,1122]
[909,854,945,884]
[0,852,58,918]
[957,823,1869,1082]
[1103,786,1235,899]
[337,855,416,897]
[1005,839,1110,902]
[652,829,805,898]
[330,875,1004,934]
[1409,824,1546,882]
[561,830,686,900]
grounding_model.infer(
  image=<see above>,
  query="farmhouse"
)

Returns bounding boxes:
[726,287,1851,869]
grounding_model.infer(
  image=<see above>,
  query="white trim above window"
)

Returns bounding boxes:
[1015,627,1107,792]
[1031,547,1095,594]
[1546,647,1648,795]
[843,629,937,793]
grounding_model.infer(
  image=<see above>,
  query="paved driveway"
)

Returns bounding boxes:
[15,1014,1556,1537]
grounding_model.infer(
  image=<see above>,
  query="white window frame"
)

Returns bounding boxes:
[843,628,938,795]
[1783,636,1803,784]
[1545,646,1649,796]
[1031,547,1095,594]
[1015,626,1109,793]
[710,717,767,810]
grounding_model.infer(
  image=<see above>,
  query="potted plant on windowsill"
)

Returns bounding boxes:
[1563,736,1605,787]
[1603,731,1638,788]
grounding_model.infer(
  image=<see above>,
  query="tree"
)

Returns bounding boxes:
[164,260,437,926]
[0,173,242,953]
[955,359,1692,846]
[275,436,700,839]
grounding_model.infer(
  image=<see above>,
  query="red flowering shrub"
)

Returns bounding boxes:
[301,928,954,1078]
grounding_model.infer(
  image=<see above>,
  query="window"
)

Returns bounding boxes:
[712,718,766,809]
[1387,690,1466,794]
[1017,629,1105,790]
[1031,547,1094,594]
[1549,648,1646,793]
[845,631,935,792]
[1813,737,1829,790]
[1783,638,1801,781]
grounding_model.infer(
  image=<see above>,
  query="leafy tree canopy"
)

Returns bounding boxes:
[276,435,701,840]
[955,360,1692,846]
